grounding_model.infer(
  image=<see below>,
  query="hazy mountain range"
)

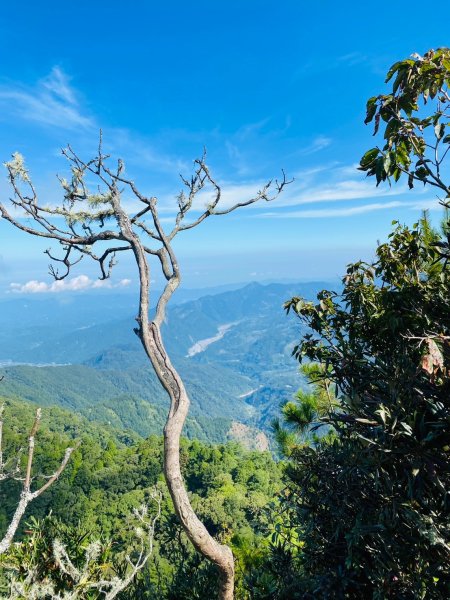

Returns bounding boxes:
[0,281,330,447]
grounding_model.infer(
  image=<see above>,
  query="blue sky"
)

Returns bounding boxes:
[0,1,448,294]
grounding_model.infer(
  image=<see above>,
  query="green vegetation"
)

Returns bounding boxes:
[360,48,450,195]
[0,282,314,447]
[0,363,248,444]
[271,215,450,598]
[5,206,448,599]
[0,398,283,598]
[263,48,450,598]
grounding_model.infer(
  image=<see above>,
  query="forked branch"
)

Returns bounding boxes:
[0,405,76,555]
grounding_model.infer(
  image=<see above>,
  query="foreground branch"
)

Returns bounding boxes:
[5,490,162,599]
[0,407,75,555]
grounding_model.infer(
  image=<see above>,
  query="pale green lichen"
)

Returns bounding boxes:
[59,178,70,192]
[53,207,115,225]
[87,192,113,206]
[71,167,84,182]
[83,540,102,565]
[4,152,30,183]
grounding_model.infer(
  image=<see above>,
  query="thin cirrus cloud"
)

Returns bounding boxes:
[0,66,191,179]
[260,198,441,219]
[298,135,332,156]
[0,66,332,202]
[184,165,408,215]
[0,68,417,225]
[104,127,190,176]
[9,275,131,294]
[0,66,94,130]
[286,179,405,206]
[292,51,380,82]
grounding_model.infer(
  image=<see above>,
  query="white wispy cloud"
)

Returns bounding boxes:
[234,118,272,140]
[103,127,190,176]
[0,66,94,130]
[9,275,131,294]
[163,153,443,222]
[298,135,332,156]
[337,52,368,67]
[293,51,382,82]
[41,67,77,105]
[180,164,407,215]
[260,198,441,219]
[288,179,405,205]
[225,141,251,176]
[0,66,191,210]
[0,68,424,228]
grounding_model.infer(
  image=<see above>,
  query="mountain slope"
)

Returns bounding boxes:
[0,281,330,440]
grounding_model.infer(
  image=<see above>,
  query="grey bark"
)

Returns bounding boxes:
[113,194,235,598]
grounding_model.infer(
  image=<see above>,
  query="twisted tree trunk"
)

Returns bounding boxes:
[145,323,234,599]
[116,197,235,599]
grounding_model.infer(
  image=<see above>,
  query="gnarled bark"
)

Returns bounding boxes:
[147,324,235,599]
[115,196,235,598]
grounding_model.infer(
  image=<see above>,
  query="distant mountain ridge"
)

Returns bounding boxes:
[0,281,331,444]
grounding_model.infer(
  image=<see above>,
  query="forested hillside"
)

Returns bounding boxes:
[0,282,325,445]
[0,397,283,598]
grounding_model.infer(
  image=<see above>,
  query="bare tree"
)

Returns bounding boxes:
[0,140,289,599]
[0,404,75,555]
